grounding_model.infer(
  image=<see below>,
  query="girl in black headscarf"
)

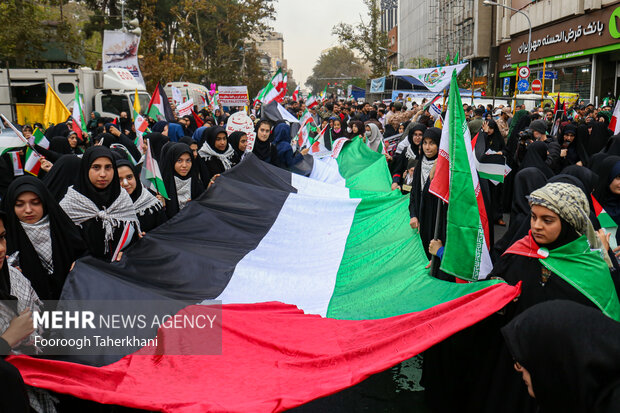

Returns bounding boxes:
[42,155,81,202]
[116,160,167,232]
[161,143,204,218]
[409,127,444,261]
[502,300,620,413]
[481,119,506,153]
[325,118,348,150]
[593,156,620,242]
[179,136,199,160]
[2,176,85,300]
[59,146,140,261]
[198,126,236,180]
[252,120,278,165]
[580,119,612,155]
[391,123,425,189]
[473,182,619,413]
[558,124,588,169]
[227,131,247,165]
[100,124,141,161]
[0,210,46,412]
[519,140,555,179]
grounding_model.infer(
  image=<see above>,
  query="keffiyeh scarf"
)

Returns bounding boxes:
[133,186,163,216]
[20,216,53,274]
[60,186,139,253]
[174,177,192,210]
[198,142,235,170]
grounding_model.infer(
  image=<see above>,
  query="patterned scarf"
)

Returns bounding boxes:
[198,141,235,170]
[405,144,417,160]
[132,186,163,216]
[420,157,435,189]
[60,186,139,253]
[174,177,192,211]
[20,216,53,274]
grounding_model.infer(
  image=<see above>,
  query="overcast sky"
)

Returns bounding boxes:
[272,0,368,89]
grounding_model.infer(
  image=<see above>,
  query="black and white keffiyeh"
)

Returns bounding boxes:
[420,157,435,188]
[174,177,192,210]
[198,142,235,170]
[60,186,140,252]
[405,144,417,160]
[132,185,163,216]
[20,216,53,274]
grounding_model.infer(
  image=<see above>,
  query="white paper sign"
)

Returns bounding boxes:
[226,111,256,152]
[218,86,249,106]
[177,99,194,117]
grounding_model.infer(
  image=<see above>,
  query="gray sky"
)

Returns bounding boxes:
[272,0,368,90]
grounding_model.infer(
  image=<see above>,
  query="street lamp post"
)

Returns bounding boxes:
[483,0,531,69]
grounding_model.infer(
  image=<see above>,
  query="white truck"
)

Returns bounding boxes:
[0,67,151,126]
[164,81,209,110]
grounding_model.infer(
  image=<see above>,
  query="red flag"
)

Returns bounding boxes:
[192,109,204,127]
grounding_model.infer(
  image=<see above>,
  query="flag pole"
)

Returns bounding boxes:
[429,198,444,278]
[0,113,42,157]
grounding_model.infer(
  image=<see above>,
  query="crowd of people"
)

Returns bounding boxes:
[0,92,619,412]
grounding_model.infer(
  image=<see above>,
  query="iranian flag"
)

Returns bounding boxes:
[71,86,88,141]
[296,109,314,148]
[133,89,148,154]
[306,93,318,109]
[257,68,283,105]
[24,128,49,176]
[610,99,620,135]
[292,85,300,102]
[141,138,169,199]
[8,152,23,176]
[147,83,175,122]
[8,138,518,412]
[275,72,287,103]
[319,85,328,102]
[429,71,492,281]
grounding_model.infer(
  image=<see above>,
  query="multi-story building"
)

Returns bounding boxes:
[399,0,494,90]
[381,0,400,71]
[254,32,286,76]
[494,0,620,103]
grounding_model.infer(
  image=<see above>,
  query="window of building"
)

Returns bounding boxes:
[101,94,131,116]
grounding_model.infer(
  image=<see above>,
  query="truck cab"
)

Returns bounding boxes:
[0,67,149,126]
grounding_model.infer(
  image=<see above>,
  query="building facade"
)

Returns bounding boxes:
[398,0,494,90]
[495,0,620,103]
[254,32,286,76]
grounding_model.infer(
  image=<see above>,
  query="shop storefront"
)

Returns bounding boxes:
[498,1,620,104]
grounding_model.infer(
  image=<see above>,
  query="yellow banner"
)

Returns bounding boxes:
[16,104,45,126]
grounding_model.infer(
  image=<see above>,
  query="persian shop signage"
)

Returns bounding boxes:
[510,4,620,64]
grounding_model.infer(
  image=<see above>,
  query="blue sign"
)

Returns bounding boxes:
[538,71,558,80]
[502,78,510,95]
[517,79,529,92]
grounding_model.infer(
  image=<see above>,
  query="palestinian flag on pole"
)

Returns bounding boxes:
[257,68,283,105]
[71,86,88,141]
[141,138,168,199]
[593,195,618,249]
[306,93,318,109]
[429,70,493,281]
[147,82,175,122]
[470,132,509,183]
[308,124,329,155]
[9,138,518,412]
[24,128,49,176]
[133,89,148,155]
[0,117,27,155]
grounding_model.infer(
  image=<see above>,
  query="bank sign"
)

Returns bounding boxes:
[500,4,620,67]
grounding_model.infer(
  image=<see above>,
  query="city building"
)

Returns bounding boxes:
[380,0,400,71]
[398,0,494,90]
[254,32,286,76]
[494,0,620,103]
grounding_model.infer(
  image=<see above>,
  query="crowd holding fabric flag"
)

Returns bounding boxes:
[0,58,619,413]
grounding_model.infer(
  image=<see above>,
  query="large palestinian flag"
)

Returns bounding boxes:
[8,139,519,412]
